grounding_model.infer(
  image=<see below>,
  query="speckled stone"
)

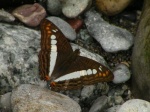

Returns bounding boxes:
[84,9,133,52]
[0,10,15,22]
[62,0,92,18]
[81,85,95,99]
[0,23,41,94]
[114,96,124,105]
[117,99,150,112]
[47,0,62,15]
[89,95,108,112]
[0,92,11,111]
[10,84,81,112]
[106,105,121,112]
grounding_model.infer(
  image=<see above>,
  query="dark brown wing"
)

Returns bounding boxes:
[39,19,73,80]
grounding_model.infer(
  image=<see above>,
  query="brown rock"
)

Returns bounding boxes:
[12,3,46,27]
[96,0,132,16]
[67,18,83,32]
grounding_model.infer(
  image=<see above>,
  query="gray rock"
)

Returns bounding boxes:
[0,23,42,94]
[84,9,133,52]
[47,17,76,40]
[96,83,109,95]
[113,63,131,84]
[117,99,150,112]
[106,105,121,112]
[114,96,124,105]
[47,0,62,15]
[71,43,108,67]
[89,95,108,112]
[81,85,95,99]
[0,92,11,111]
[9,84,81,112]
[62,0,92,18]
[78,29,93,44]
[0,10,15,22]
[0,23,109,94]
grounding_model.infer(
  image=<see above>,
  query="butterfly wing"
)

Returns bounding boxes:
[39,19,73,80]
[50,55,114,91]
[39,19,114,91]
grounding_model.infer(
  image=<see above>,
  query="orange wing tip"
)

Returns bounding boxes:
[44,75,51,81]
[50,82,56,87]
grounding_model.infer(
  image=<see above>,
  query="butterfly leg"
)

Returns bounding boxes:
[46,80,51,89]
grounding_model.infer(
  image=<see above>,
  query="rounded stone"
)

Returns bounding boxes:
[117,99,150,112]
[0,10,15,22]
[62,0,92,18]
[84,9,133,52]
[113,63,131,84]
[12,3,46,27]
[89,95,108,112]
[11,84,81,112]
[96,0,132,16]
[47,16,76,40]
[81,85,95,99]
[47,0,62,15]
[0,92,11,111]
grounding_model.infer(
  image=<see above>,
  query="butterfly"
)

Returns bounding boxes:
[39,19,114,91]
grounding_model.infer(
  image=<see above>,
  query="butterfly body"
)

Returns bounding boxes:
[39,19,114,91]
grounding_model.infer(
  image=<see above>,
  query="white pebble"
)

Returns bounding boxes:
[117,99,150,112]
[113,63,131,84]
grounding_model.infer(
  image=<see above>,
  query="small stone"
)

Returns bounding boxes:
[117,99,150,112]
[114,96,124,105]
[120,11,137,22]
[96,83,109,95]
[78,29,92,42]
[81,85,95,99]
[12,3,46,27]
[0,92,11,111]
[106,105,121,112]
[47,0,62,15]
[84,9,133,52]
[47,16,76,40]
[89,95,108,112]
[96,0,132,16]
[67,18,83,32]
[62,0,92,18]
[11,84,81,112]
[113,63,131,84]
[0,10,15,22]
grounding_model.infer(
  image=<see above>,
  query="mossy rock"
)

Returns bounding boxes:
[132,0,150,101]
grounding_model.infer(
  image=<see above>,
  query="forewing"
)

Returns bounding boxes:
[39,19,73,80]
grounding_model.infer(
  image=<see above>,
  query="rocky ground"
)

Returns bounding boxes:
[0,0,150,112]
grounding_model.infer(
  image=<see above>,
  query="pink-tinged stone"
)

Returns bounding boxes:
[12,3,46,27]
[67,18,83,32]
